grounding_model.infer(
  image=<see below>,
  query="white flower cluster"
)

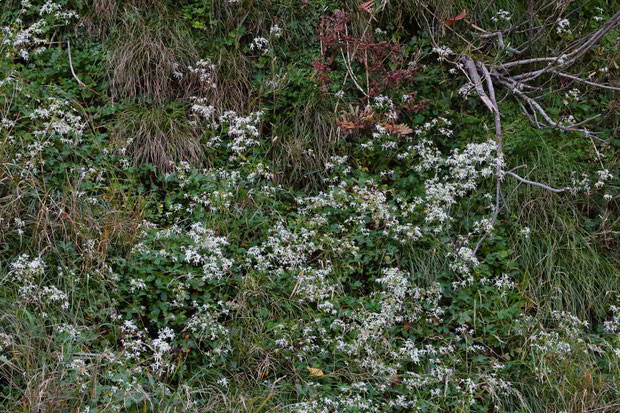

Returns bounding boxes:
[40,0,79,23]
[219,110,263,154]
[190,97,216,122]
[185,301,232,366]
[604,303,620,334]
[8,254,69,310]
[491,9,512,23]
[593,7,604,22]
[458,82,475,97]
[1,1,77,60]
[188,58,217,89]
[530,311,588,365]
[9,97,86,178]
[188,106,265,155]
[449,246,479,276]
[556,18,571,35]
[29,97,86,141]
[244,221,347,303]
[415,138,497,229]
[270,25,283,38]
[250,36,270,53]
[568,168,613,196]
[138,221,233,284]
[184,223,233,282]
[119,320,177,375]
[432,45,454,61]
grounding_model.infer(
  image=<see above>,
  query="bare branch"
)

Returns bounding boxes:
[553,71,620,92]
[499,57,559,69]
[507,86,604,139]
[482,31,525,54]
[473,63,502,255]
[493,12,620,86]
[67,40,86,88]
[564,114,602,128]
[507,165,527,173]
[505,171,568,193]
[562,11,620,66]
[462,57,496,113]
[432,8,618,255]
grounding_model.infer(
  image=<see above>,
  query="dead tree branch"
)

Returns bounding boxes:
[67,40,86,88]
[504,171,569,193]
[456,11,619,253]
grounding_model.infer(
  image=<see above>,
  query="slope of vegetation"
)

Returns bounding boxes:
[0,1,618,412]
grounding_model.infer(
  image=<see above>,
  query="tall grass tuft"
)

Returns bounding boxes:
[113,104,203,174]
[106,4,199,103]
[506,147,618,322]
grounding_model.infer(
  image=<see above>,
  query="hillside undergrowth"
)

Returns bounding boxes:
[0,1,618,412]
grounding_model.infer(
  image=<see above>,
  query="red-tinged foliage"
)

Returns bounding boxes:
[314,9,415,96]
[443,10,467,26]
[360,1,374,14]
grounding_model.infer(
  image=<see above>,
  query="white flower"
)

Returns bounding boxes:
[250,36,270,53]
[188,59,216,88]
[556,18,571,34]
[458,82,474,96]
[129,278,147,292]
[432,45,453,61]
[491,9,512,23]
[269,25,282,38]
[372,95,394,111]
[520,226,531,239]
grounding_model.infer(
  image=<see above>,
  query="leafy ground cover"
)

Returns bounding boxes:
[0,1,618,412]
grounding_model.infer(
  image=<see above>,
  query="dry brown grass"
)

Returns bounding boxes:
[269,97,340,189]
[0,303,116,413]
[0,172,142,267]
[113,104,204,174]
[93,0,117,21]
[105,4,199,103]
[213,52,253,113]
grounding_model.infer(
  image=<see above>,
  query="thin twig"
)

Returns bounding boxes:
[553,71,620,91]
[67,40,86,88]
[508,86,603,137]
[505,171,568,192]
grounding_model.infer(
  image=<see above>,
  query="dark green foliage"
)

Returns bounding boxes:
[0,0,618,412]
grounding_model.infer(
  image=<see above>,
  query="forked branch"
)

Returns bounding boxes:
[453,11,619,253]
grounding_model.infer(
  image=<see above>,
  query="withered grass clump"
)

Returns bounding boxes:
[106,6,199,103]
[269,94,339,190]
[212,52,253,113]
[0,170,141,262]
[113,104,203,174]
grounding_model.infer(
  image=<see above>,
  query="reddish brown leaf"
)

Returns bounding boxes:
[443,10,467,26]
[385,123,413,136]
[387,375,402,386]
[337,120,357,130]
[360,1,374,13]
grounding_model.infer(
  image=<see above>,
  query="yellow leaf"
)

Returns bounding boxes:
[306,366,324,377]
